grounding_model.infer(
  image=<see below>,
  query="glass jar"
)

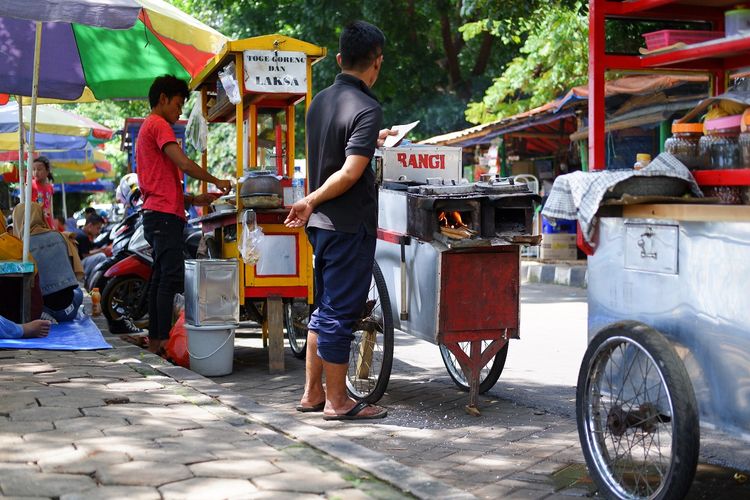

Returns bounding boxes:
[701,115,742,169]
[664,123,703,170]
[739,132,750,168]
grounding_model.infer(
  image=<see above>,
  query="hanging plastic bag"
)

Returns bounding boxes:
[186,93,208,152]
[239,210,263,265]
[218,61,241,105]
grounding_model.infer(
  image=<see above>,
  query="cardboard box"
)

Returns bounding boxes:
[510,160,535,176]
[540,233,577,260]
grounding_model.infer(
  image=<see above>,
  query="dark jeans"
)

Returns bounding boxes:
[143,211,185,341]
[307,225,376,364]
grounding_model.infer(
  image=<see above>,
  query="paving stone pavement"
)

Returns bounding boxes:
[209,333,588,500]
[0,340,421,500]
[3,298,748,499]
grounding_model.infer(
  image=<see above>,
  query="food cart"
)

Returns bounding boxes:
[571,2,750,498]
[189,35,326,372]
[345,146,541,413]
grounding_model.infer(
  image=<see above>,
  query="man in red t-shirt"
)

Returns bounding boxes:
[137,75,231,355]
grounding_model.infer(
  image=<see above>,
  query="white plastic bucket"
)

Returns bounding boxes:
[186,323,237,376]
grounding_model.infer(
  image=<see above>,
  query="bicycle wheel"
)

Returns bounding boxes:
[284,299,309,359]
[346,261,394,403]
[439,340,508,394]
[576,321,699,500]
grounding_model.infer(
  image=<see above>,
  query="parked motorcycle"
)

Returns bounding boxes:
[101,223,205,327]
[85,209,142,292]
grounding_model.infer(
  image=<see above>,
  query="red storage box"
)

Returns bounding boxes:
[642,30,724,50]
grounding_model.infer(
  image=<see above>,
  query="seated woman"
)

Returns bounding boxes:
[12,203,84,323]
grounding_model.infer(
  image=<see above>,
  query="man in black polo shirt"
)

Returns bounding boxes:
[286,20,393,421]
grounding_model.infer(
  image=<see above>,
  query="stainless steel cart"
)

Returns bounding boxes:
[576,205,750,499]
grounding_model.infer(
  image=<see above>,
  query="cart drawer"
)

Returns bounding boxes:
[624,223,678,275]
[438,246,519,340]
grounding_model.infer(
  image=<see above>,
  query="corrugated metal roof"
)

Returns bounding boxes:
[420,74,709,147]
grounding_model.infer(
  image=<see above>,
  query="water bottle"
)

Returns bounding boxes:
[292,166,305,203]
[91,288,101,316]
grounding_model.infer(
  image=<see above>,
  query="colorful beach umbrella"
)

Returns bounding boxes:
[0,102,113,151]
[0,0,227,260]
[0,0,228,101]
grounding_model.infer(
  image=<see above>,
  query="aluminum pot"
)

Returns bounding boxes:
[239,170,283,198]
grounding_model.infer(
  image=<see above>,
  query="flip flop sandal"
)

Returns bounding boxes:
[296,401,325,413]
[323,400,388,421]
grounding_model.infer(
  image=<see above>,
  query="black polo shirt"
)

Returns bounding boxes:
[306,73,382,235]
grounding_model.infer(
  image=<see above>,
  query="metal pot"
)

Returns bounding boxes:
[239,170,283,198]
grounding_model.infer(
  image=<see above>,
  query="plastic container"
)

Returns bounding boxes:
[699,115,741,169]
[740,111,750,168]
[542,216,576,234]
[633,153,651,170]
[664,123,703,170]
[726,6,750,37]
[292,165,305,203]
[642,30,724,50]
[91,288,101,316]
[186,323,237,376]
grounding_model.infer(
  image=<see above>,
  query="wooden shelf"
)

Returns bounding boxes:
[692,169,750,186]
[623,203,750,221]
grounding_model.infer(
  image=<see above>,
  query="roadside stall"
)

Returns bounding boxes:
[553,2,750,499]
[188,35,326,372]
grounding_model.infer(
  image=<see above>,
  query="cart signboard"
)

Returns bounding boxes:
[382,146,462,183]
[243,50,307,94]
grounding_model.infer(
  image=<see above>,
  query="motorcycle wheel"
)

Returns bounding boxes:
[102,275,149,323]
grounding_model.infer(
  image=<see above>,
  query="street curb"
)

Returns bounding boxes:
[521,260,588,289]
[140,356,476,500]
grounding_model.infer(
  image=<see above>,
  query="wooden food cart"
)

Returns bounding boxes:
[189,35,326,372]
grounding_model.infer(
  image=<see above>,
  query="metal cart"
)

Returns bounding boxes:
[576,2,750,498]
[344,146,540,413]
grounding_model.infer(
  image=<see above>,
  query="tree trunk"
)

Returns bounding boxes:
[440,13,465,96]
[406,0,417,44]
[472,32,494,76]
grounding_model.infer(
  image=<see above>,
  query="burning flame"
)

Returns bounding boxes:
[438,211,468,229]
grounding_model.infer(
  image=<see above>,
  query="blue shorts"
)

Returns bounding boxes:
[307,226,376,364]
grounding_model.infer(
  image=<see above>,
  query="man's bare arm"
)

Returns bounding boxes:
[163,143,231,193]
[285,154,370,227]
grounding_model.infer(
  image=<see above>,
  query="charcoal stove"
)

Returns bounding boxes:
[357,147,541,413]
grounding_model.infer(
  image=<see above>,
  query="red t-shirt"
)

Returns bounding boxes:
[31,178,55,230]
[136,114,184,219]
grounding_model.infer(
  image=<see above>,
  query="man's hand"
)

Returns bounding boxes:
[377,128,398,147]
[193,193,220,206]
[284,198,314,228]
[213,179,232,194]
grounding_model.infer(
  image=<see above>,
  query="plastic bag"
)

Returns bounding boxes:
[218,61,241,105]
[165,311,190,368]
[186,93,208,153]
[239,210,263,265]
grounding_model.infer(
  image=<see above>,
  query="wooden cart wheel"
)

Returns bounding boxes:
[346,261,394,403]
[576,321,699,500]
[439,340,508,394]
[284,299,310,359]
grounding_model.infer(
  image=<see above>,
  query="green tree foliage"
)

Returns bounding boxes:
[172,0,524,139]
[464,1,588,124]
